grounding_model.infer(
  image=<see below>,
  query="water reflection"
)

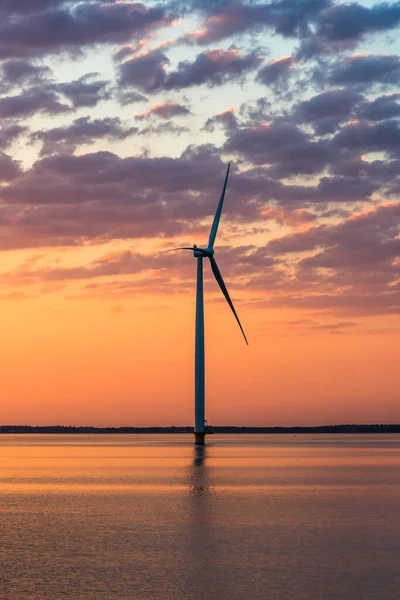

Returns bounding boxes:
[193,444,206,468]
[187,444,213,495]
[184,444,220,597]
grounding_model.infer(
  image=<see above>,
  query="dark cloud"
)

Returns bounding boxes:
[267,202,400,260]
[0,124,27,149]
[224,120,334,176]
[136,101,191,120]
[57,73,110,107]
[183,3,273,45]
[0,2,172,58]
[330,156,400,184]
[183,0,331,44]
[203,109,238,132]
[257,56,295,86]
[314,176,379,203]
[332,119,400,156]
[138,121,189,136]
[0,0,67,13]
[0,149,230,248]
[0,147,298,250]
[361,93,400,121]
[328,54,400,86]
[32,117,138,155]
[0,58,51,86]
[295,89,363,134]
[249,202,400,316]
[296,89,363,122]
[316,2,400,42]
[112,40,149,62]
[119,48,261,92]
[167,48,262,89]
[264,0,331,37]
[0,86,70,118]
[0,152,21,181]
[117,89,148,106]
[298,2,400,59]
[119,49,170,92]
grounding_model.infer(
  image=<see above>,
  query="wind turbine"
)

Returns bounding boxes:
[173,164,248,445]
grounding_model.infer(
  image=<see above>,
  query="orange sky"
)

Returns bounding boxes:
[0,1,399,427]
[1,279,399,426]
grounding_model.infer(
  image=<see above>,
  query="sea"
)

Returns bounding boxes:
[0,434,399,600]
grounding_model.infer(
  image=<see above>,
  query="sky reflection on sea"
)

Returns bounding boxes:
[0,434,400,599]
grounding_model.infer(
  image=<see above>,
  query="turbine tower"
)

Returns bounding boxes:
[174,164,248,445]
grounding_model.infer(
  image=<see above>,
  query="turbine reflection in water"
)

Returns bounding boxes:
[184,444,222,597]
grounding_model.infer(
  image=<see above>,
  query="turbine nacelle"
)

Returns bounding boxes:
[193,245,214,258]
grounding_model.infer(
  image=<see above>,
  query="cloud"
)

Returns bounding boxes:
[257,56,295,87]
[0,149,244,249]
[298,3,400,58]
[224,120,334,176]
[0,86,70,118]
[0,0,66,13]
[360,93,400,121]
[0,58,51,86]
[117,90,148,106]
[32,117,138,155]
[249,203,400,316]
[328,54,400,86]
[203,108,238,132]
[315,2,400,43]
[167,48,262,89]
[332,119,400,157]
[138,121,189,136]
[183,0,331,44]
[119,48,262,92]
[57,73,111,108]
[0,124,27,149]
[295,89,364,134]
[119,49,170,92]
[183,3,273,44]
[136,101,191,120]
[0,152,21,181]
[0,2,172,58]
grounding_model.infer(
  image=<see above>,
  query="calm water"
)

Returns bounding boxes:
[1,434,400,600]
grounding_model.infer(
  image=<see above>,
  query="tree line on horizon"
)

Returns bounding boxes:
[1,424,400,434]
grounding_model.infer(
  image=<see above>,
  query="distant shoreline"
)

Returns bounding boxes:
[1,425,400,434]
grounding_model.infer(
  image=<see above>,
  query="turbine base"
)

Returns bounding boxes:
[194,432,205,445]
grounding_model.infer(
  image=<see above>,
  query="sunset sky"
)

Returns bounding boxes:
[1,0,399,426]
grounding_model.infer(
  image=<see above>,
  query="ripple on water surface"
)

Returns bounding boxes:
[0,434,400,600]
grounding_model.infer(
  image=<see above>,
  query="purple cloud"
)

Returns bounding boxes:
[0,2,172,58]
[119,48,262,92]
[0,86,70,118]
[182,0,331,44]
[295,89,363,134]
[203,109,238,133]
[32,117,138,155]
[361,94,400,121]
[328,54,400,86]
[0,58,51,85]
[0,152,21,181]
[136,101,191,120]
[224,120,334,176]
[0,124,27,149]
[316,2,400,42]
[57,73,111,108]
[257,56,295,86]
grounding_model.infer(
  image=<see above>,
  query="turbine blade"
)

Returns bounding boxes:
[208,164,230,249]
[209,256,248,345]
[161,247,194,253]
